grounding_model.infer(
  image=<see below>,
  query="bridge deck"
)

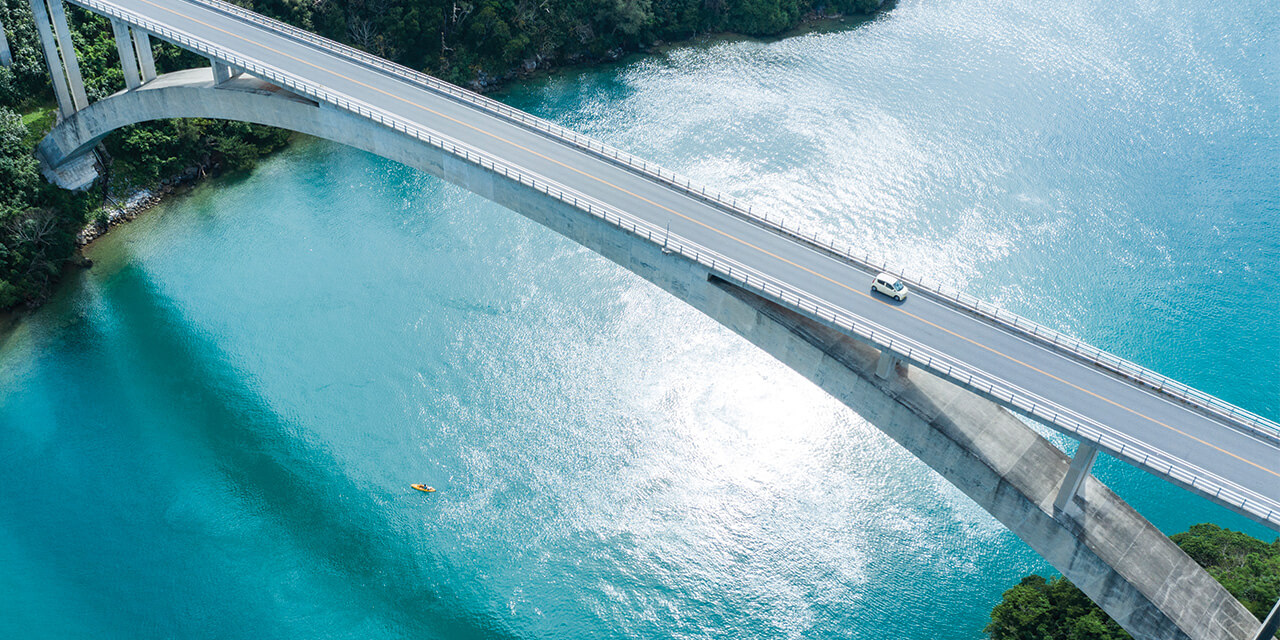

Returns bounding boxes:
[77,0,1280,527]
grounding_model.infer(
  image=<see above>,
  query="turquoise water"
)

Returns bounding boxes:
[2,0,1277,636]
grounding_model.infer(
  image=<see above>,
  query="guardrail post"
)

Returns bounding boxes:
[109,18,140,89]
[876,349,900,380]
[0,15,12,67]
[1053,442,1099,513]
[131,27,156,81]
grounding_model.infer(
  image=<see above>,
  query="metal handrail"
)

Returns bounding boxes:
[68,0,1279,527]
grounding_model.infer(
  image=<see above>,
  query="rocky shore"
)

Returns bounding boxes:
[76,164,209,246]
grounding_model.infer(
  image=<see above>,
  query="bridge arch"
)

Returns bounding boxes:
[38,66,1272,640]
[37,68,446,189]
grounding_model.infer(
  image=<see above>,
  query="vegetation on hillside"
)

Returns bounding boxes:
[0,0,296,309]
[239,0,882,86]
[986,524,1280,640]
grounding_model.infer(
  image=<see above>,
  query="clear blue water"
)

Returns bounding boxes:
[1,0,1277,636]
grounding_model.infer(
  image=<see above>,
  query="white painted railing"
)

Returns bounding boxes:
[67,0,1279,528]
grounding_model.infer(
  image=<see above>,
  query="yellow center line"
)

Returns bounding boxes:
[141,0,1279,482]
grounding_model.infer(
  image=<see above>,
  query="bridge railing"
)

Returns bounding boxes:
[177,0,1280,448]
[70,0,1279,528]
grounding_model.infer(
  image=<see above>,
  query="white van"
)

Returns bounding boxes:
[872,273,908,301]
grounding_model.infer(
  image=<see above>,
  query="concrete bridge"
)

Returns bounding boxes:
[21,0,1280,637]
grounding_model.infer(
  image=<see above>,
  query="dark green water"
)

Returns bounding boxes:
[1,0,1276,636]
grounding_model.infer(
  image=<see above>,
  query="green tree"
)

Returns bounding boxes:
[988,524,1279,640]
[988,576,1054,640]
[0,107,40,208]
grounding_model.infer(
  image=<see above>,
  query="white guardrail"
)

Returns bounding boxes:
[72,0,1279,527]
[186,0,1280,452]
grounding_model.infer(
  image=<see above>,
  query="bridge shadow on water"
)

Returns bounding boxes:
[65,264,518,639]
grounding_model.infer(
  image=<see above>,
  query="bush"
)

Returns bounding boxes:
[0,107,40,208]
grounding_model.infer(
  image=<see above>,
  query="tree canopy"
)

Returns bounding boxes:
[987,524,1280,640]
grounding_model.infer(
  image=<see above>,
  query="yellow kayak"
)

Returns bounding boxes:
[411,484,436,493]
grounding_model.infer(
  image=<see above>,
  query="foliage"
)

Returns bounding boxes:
[0,108,40,207]
[987,524,1280,639]
[0,107,93,307]
[236,0,884,85]
[1172,523,1280,622]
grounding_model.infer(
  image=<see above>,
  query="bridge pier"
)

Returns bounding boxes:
[110,18,140,88]
[209,58,236,84]
[28,0,85,117]
[111,19,156,88]
[132,28,155,81]
[875,349,900,380]
[1054,441,1100,514]
[0,15,12,67]
[45,0,88,110]
[1255,598,1280,640]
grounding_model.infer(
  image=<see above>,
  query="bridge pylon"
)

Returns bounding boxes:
[1,14,13,66]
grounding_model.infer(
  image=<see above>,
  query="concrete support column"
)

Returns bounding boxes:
[110,19,140,90]
[28,0,75,117]
[45,0,88,110]
[210,58,233,84]
[0,15,13,67]
[1053,442,1099,513]
[875,350,899,380]
[1254,596,1280,640]
[131,28,156,81]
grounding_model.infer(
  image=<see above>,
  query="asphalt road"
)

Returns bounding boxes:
[82,0,1280,528]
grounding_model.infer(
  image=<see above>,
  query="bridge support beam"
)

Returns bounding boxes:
[132,28,156,81]
[0,15,12,67]
[209,58,233,84]
[45,0,88,110]
[1054,441,1099,514]
[110,19,140,89]
[875,350,899,380]
[1255,597,1280,640]
[28,0,76,117]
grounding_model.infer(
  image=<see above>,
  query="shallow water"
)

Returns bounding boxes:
[1,0,1276,636]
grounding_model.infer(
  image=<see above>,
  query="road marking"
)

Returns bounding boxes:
[132,0,1280,481]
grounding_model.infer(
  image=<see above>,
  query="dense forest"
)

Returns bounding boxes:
[0,0,885,311]
[240,0,883,87]
[987,524,1280,640]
